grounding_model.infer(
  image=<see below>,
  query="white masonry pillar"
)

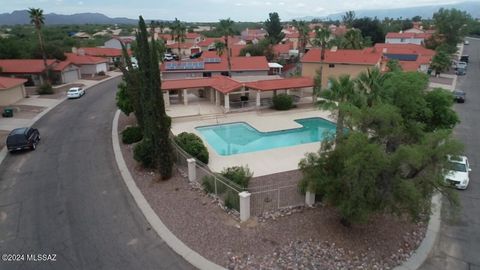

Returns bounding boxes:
[239,191,251,222]
[183,89,188,105]
[305,191,315,207]
[224,93,230,112]
[187,158,196,182]
[256,90,261,107]
[210,88,215,103]
[163,91,170,107]
[215,91,220,106]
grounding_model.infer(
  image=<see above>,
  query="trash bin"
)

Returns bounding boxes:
[2,108,13,118]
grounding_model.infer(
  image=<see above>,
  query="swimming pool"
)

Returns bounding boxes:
[195,117,336,156]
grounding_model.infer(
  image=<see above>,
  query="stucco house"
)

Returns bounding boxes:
[0,59,80,86]
[103,36,136,49]
[161,51,269,80]
[385,32,432,45]
[0,77,27,106]
[65,53,108,76]
[301,48,382,88]
[370,43,435,72]
[75,47,126,66]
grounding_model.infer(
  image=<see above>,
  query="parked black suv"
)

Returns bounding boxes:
[453,90,466,103]
[6,127,40,152]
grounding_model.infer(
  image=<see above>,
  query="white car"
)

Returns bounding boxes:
[445,155,471,189]
[464,40,469,45]
[163,53,174,61]
[67,87,85,99]
[457,61,468,70]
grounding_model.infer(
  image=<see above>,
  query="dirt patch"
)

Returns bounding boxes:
[0,105,46,119]
[117,113,427,269]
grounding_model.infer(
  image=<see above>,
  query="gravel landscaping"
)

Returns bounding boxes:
[118,112,428,269]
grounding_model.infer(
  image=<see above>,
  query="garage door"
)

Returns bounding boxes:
[62,70,79,83]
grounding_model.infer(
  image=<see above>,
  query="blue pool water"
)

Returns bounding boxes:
[195,117,337,156]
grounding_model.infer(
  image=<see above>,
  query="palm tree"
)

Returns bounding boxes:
[292,20,309,55]
[342,11,356,28]
[343,29,363,49]
[170,18,186,56]
[217,18,235,77]
[312,27,331,101]
[356,68,387,107]
[214,41,225,57]
[28,8,48,82]
[320,75,358,143]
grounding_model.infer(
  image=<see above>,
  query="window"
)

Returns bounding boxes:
[328,64,335,68]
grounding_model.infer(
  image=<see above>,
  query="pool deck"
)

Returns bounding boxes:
[171,108,335,177]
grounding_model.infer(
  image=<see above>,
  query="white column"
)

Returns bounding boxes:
[239,191,251,222]
[210,88,215,103]
[187,158,196,182]
[224,93,230,112]
[215,91,220,106]
[305,191,315,207]
[286,89,290,95]
[163,91,170,107]
[256,90,261,107]
[183,89,188,105]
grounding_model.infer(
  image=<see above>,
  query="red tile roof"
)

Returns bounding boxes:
[51,61,76,71]
[0,59,59,73]
[385,32,431,39]
[161,76,242,94]
[372,43,435,57]
[80,47,125,57]
[197,37,222,47]
[301,48,382,65]
[230,44,246,57]
[167,42,196,49]
[285,32,299,39]
[273,42,293,55]
[0,76,27,89]
[65,53,108,65]
[245,77,313,91]
[185,32,201,39]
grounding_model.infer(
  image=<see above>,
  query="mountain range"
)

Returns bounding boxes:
[0,1,479,25]
[298,1,480,21]
[0,10,137,25]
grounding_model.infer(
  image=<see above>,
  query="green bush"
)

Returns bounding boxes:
[175,132,209,164]
[122,126,143,144]
[202,175,227,194]
[37,83,53,95]
[272,93,293,110]
[133,140,155,168]
[221,166,253,188]
[224,190,240,211]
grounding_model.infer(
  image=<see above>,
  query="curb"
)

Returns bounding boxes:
[111,110,226,270]
[0,74,122,167]
[394,193,442,270]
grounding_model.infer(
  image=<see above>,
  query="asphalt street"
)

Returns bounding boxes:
[420,37,480,270]
[0,77,195,270]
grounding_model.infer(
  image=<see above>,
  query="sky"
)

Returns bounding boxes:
[1,0,465,22]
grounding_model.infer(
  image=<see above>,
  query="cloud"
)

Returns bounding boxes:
[77,1,83,5]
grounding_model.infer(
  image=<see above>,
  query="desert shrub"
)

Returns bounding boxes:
[224,190,240,211]
[122,126,143,144]
[202,175,227,194]
[133,139,155,168]
[272,93,293,110]
[221,166,253,188]
[37,83,53,95]
[175,132,209,164]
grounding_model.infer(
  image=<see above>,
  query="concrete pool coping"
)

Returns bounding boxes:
[171,109,335,176]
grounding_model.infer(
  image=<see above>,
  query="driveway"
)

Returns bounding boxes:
[419,37,480,269]
[0,77,194,270]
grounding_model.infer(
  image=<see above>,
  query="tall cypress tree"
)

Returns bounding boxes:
[136,16,173,179]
